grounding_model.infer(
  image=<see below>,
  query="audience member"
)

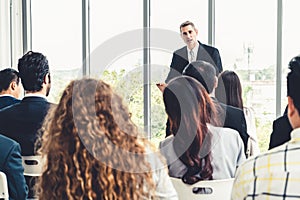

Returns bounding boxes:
[36,78,178,200]
[0,51,53,155]
[215,70,260,157]
[269,106,293,149]
[231,55,300,199]
[160,76,245,184]
[0,134,28,200]
[0,68,21,109]
[180,61,249,154]
[165,20,222,83]
[0,51,54,198]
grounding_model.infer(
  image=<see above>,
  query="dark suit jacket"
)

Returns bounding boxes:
[268,115,292,150]
[0,134,28,200]
[0,96,21,109]
[165,98,249,155]
[165,41,223,83]
[217,101,248,154]
[0,96,53,156]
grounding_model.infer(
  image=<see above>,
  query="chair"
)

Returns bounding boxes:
[171,177,234,200]
[0,171,9,200]
[22,155,43,176]
[22,155,44,200]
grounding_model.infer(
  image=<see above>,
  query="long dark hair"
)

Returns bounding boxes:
[215,70,244,109]
[163,76,218,184]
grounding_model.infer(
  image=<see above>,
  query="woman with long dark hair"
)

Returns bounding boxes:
[215,70,260,157]
[159,76,245,184]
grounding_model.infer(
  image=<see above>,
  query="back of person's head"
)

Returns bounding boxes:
[37,78,155,199]
[163,76,218,184]
[0,68,20,93]
[287,56,300,113]
[180,21,196,31]
[183,60,216,94]
[215,70,244,109]
[18,51,49,92]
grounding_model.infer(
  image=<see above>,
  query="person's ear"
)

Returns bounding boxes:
[195,28,198,35]
[10,81,17,91]
[288,96,295,119]
[214,76,218,89]
[44,73,51,84]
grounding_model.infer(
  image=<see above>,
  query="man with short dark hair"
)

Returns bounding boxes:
[165,21,223,83]
[231,55,300,199]
[0,68,21,109]
[0,51,53,156]
[0,51,53,198]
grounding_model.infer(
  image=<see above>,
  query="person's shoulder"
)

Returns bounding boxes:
[274,114,289,123]
[159,135,174,148]
[209,124,240,137]
[220,102,243,114]
[0,134,19,150]
[174,46,186,54]
[199,41,219,51]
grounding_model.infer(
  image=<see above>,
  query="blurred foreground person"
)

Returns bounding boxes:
[37,78,177,200]
[231,55,300,199]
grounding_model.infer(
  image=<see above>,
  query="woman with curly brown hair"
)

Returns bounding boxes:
[36,78,177,200]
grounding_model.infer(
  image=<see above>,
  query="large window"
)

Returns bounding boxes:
[31,0,82,103]
[282,0,300,111]
[150,0,208,143]
[89,0,145,133]
[215,0,277,151]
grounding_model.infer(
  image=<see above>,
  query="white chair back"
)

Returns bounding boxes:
[171,177,234,200]
[22,155,43,177]
[0,171,9,200]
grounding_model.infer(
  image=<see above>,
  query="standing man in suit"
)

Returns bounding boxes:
[182,61,249,155]
[0,51,53,198]
[0,68,21,109]
[0,134,28,200]
[165,21,223,83]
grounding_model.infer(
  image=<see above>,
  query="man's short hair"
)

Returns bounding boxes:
[180,21,196,32]
[182,61,216,94]
[18,51,49,92]
[287,55,300,112]
[0,68,20,92]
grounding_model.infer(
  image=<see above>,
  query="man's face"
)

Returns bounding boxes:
[180,25,198,50]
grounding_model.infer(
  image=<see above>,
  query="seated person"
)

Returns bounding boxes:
[269,106,293,149]
[0,68,21,109]
[36,78,178,200]
[0,134,28,200]
[181,61,249,155]
[215,70,260,157]
[159,76,245,184]
[231,55,300,199]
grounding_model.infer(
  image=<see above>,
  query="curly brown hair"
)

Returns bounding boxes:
[37,78,156,200]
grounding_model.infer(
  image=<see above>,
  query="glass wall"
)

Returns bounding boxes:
[89,0,145,133]
[150,0,208,143]
[2,0,297,151]
[215,0,277,151]
[282,0,300,112]
[0,0,23,69]
[31,0,82,103]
